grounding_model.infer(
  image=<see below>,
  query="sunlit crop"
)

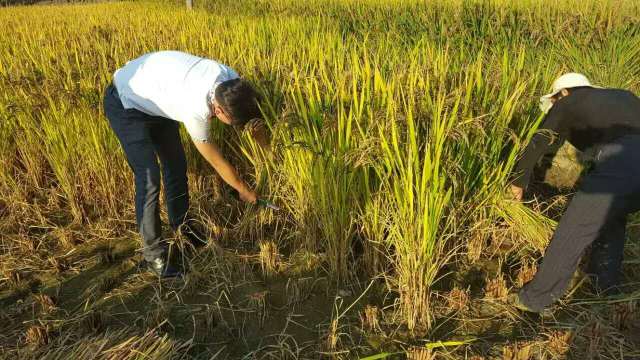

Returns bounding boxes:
[1,0,639,358]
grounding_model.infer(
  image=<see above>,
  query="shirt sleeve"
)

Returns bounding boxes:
[225,66,240,81]
[183,116,211,143]
[217,64,240,83]
[512,106,566,188]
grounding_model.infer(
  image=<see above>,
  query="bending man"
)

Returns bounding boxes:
[510,73,640,312]
[103,51,265,278]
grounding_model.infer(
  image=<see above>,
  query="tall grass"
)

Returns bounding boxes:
[1,0,639,334]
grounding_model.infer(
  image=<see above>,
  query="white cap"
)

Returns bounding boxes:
[539,73,601,113]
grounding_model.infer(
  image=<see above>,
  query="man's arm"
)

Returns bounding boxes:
[193,141,258,203]
[512,108,566,193]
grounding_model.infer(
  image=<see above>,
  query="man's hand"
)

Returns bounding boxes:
[510,185,524,201]
[240,189,258,204]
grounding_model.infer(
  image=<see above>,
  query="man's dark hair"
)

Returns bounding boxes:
[215,79,261,127]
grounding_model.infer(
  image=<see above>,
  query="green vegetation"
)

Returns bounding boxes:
[1,0,639,358]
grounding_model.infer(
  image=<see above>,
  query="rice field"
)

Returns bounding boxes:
[1,0,640,358]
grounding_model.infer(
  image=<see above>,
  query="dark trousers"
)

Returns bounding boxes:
[520,135,640,311]
[103,85,189,261]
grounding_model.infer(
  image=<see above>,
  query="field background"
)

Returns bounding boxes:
[1,0,640,358]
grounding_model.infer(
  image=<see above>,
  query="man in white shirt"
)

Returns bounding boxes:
[103,51,263,278]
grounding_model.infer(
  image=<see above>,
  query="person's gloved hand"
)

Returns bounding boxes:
[510,185,524,201]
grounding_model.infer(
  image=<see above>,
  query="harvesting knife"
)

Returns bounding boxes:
[257,198,280,211]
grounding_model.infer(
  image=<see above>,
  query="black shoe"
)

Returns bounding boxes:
[180,223,208,248]
[145,257,183,278]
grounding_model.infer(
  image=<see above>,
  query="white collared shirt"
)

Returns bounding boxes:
[113,51,239,142]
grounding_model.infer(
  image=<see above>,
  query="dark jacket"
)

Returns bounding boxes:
[513,87,640,188]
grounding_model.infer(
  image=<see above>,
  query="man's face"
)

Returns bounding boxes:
[213,103,234,125]
[551,89,570,104]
